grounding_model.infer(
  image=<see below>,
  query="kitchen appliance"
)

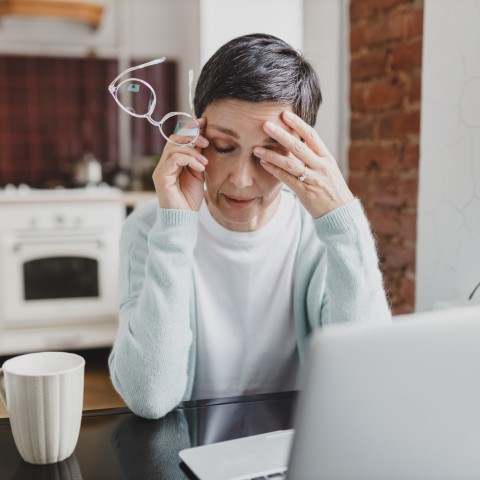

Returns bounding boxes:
[71,152,103,187]
[0,184,125,355]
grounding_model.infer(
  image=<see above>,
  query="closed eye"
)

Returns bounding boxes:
[214,146,235,154]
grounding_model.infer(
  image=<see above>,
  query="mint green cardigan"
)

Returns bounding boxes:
[109,192,391,419]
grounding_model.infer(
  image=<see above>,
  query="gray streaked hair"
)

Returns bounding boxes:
[194,33,322,127]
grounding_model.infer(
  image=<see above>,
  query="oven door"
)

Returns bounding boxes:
[0,232,119,326]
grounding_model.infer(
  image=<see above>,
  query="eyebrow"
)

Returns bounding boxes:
[208,125,239,139]
[208,124,279,144]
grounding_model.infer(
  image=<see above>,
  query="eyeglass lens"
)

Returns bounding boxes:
[116,80,154,116]
[162,113,199,146]
[115,79,200,146]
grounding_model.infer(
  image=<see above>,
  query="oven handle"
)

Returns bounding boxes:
[12,239,104,252]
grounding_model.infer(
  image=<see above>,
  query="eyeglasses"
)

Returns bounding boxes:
[108,57,200,148]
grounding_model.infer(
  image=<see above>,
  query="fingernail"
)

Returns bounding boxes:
[265,121,277,133]
[200,155,208,164]
[254,147,265,156]
[284,111,294,120]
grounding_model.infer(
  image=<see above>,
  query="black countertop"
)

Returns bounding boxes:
[0,391,297,480]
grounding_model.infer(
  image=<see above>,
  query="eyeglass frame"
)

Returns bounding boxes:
[108,57,200,148]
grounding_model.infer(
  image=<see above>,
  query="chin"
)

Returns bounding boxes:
[221,209,256,225]
[215,207,261,231]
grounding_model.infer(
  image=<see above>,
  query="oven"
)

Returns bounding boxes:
[0,187,125,355]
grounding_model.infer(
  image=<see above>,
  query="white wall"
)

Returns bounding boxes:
[198,0,303,66]
[416,0,480,311]
[123,0,200,108]
[303,0,349,175]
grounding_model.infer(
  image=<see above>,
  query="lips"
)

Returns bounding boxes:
[223,194,255,209]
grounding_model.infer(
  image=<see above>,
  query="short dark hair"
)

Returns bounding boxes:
[193,33,322,127]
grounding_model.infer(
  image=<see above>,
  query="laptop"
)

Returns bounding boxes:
[179,304,480,480]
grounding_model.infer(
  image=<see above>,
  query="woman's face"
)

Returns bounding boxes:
[202,98,294,232]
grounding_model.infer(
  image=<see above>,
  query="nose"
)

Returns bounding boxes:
[228,155,255,189]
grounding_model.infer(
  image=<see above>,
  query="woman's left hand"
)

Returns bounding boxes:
[254,111,354,219]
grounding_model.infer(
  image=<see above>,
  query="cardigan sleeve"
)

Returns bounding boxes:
[109,202,198,419]
[311,199,391,328]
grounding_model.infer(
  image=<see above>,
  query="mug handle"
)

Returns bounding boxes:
[0,369,7,409]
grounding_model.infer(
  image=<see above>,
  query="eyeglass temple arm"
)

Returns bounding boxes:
[188,69,194,113]
[108,57,166,92]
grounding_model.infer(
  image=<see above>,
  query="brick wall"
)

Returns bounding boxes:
[349,0,424,314]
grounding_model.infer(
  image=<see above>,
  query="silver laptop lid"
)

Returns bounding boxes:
[288,305,480,480]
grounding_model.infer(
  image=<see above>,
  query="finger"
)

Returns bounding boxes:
[254,147,305,179]
[159,149,207,175]
[197,117,207,137]
[173,151,207,172]
[195,135,209,149]
[281,111,330,157]
[182,163,205,182]
[259,158,308,191]
[263,121,318,167]
[192,117,209,150]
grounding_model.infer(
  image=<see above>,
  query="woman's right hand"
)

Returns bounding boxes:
[152,117,209,211]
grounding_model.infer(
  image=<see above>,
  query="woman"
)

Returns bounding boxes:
[109,33,391,419]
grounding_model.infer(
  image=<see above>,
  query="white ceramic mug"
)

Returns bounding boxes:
[0,351,85,465]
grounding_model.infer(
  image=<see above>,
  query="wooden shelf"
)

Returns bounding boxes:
[0,0,104,29]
